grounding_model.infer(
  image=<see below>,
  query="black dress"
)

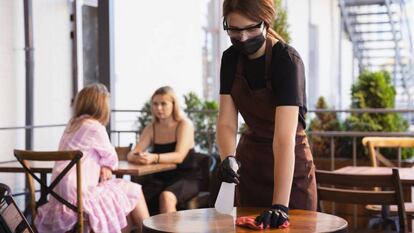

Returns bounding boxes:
[141,124,202,214]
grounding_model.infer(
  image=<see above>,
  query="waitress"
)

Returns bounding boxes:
[216,0,317,228]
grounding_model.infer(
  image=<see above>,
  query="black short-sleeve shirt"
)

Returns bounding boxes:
[219,41,307,128]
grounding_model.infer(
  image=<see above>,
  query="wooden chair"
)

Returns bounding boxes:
[14,149,84,233]
[114,144,132,179]
[316,169,408,232]
[115,143,133,161]
[180,152,215,209]
[0,183,10,201]
[0,183,35,233]
[362,137,414,167]
[362,137,414,228]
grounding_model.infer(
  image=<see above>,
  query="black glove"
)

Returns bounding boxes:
[255,204,289,229]
[218,156,241,184]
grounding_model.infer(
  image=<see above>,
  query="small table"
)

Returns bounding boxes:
[0,160,176,177]
[142,208,348,233]
[115,161,176,177]
[0,160,176,201]
[334,166,414,229]
[334,166,414,186]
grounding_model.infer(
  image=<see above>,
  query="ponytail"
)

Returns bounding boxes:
[268,27,285,43]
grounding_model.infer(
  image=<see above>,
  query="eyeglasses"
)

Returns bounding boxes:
[223,20,264,38]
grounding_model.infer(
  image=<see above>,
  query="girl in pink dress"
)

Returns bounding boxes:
[34,83,149,233]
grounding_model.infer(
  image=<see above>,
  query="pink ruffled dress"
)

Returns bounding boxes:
[34,117,142,233]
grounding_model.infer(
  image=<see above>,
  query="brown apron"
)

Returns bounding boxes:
[230,38,317,210]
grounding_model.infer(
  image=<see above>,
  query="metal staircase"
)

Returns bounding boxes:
[339,0,414,110]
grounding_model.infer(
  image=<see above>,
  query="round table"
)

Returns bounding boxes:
[142,207,348,233]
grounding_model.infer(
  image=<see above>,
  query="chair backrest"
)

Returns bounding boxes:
[0,183,11,232]
[316,168,408,232]
[0,183,10,201]
[362,137,414,167]
[0,183,35,233]
[115,143,133,161]
[192,152,214,192]
[14,149,84,233]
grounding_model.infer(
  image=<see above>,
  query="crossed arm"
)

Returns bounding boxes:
[127,119,195,165]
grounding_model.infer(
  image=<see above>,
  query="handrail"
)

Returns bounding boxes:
[1,108,413,132]
[112,109,219,114]
[399,0,413,60]
[112,129,414,137]
[309,131,414,137]
[3,108,412,130]
[1,109,413,171]
[112,108,414,114]
[309,108,414,113]
[0,124,66,131]
[338,0,364,71]
[0,160,18,164]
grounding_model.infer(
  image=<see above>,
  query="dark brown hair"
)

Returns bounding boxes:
[223,0,285,43]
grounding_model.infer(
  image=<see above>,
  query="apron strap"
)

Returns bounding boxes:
[264,37,273,90]
[235,53,244,77]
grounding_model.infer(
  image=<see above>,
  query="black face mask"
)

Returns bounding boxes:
[230,34,266,55]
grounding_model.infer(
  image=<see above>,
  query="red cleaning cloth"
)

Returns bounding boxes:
[235,216,290,230]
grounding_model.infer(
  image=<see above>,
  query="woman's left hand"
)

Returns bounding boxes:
[255,204,289,229]
[135,152,157,165]
[100,166,113,182]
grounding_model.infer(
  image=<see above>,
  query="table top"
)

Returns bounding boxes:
[334,166,414,185]
[0,160,176,177]
[142,207,348,233]
[115,161,176,176]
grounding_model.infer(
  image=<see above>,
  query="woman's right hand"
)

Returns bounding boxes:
[218,156,241,184]
[99,166,113,182]
[131,151,143,157]
[131,152,157,165]
[127,151,144,164]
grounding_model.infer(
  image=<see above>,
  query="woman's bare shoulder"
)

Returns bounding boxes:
[177,118,194,135]
[141,122,154,135]
[179,117,194,127]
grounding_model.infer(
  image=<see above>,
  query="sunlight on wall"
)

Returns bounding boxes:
[113,0,203,145]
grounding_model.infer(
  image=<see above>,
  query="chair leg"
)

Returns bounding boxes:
[368,214,400,231]
[368,216,382,229]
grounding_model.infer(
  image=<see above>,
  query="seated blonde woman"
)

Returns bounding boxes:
[128,86,202,214]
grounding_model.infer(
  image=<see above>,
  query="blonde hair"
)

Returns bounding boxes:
[151,86,183,123]
[68,83,110,131]
[223,0,285,43]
